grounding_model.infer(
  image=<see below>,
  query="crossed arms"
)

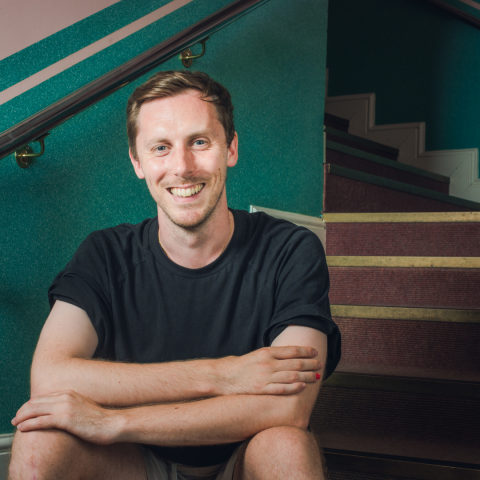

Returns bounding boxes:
[12,300,327,446]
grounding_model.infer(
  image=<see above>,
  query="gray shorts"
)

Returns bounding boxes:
[139,443,246,480]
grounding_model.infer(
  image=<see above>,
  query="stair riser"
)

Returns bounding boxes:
[311,388,480,464]
[326,149,448,194]
[325,114,349,132]
[334,318,480,382]
[326,134,398,161]
[323,173,475,213]
[325,222,480,257]
[329,267,480,309]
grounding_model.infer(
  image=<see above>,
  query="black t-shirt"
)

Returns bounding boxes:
[48,209,341,467]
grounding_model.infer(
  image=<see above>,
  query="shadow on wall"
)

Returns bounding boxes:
[327,0,480,154]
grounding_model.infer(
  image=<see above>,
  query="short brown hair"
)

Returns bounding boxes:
[127,70,235,158]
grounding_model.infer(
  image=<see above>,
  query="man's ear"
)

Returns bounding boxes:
[227,132,238,168]
[129,149,145,179]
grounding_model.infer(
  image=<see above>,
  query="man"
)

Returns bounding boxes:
[9,70,340,480]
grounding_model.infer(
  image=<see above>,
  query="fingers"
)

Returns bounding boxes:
[269,345,318,360]
[263,383,308,395]
[16,415,56,432]
[272,358,323,373]
[272,370,321,385]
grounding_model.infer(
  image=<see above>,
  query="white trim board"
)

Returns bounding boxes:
[250,205,326,248]
[325,92,480,203]
[0,0,194,107]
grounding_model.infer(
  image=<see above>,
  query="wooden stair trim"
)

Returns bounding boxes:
[324,449,480,479]
[327,164,480,210]
[326,256,480,268]
[325,126,399,157]
[327,140,448,183]
[323,373,480,400]
[322,212,480,222]
[331,305,480,323]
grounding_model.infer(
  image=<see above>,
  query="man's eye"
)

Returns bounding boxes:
[155,146,167,153]
[194,140,206,146]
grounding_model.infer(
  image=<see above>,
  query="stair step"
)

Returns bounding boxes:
[325,127,399,161]
[324,449,480,480]
[328,267,480,309]
[310,385,480,465]
[323,164,480,213]
[333,316,480,382]
[325,221,480,257]
[326,141,449,194]
[325,112,349,132]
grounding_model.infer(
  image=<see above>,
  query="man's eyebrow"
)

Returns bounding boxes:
[186,129,214,140]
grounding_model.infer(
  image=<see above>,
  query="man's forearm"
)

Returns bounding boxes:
[31,357,223,407]
[113,393,307,446]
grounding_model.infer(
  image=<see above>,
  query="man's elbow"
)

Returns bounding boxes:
[30,359,70,398]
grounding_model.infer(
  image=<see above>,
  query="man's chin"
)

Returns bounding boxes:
[160,207,211,230]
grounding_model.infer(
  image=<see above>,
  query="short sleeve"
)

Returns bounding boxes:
[263,229,341,379]
[48,233,114,359]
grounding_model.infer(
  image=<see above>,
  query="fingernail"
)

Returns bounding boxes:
[316,373,321,380]
[312,349,318,356]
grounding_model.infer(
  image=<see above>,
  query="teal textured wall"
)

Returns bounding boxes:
[0,0,328,433]
[327,0,480,154]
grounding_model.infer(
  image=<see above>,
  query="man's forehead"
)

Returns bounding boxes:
[137,91,220,136]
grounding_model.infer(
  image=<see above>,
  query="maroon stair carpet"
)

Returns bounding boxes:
[326,222,480,257]
[326,148,448,194]
[323,170,476,213]
[318,112,480,477]
[335,317,480,382]
[329,267,480,309]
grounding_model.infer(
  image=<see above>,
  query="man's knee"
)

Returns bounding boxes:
[9,429,83,480]
[249,426,318,459]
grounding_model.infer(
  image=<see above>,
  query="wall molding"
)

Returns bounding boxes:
[0,0,194,107]
[0,433,13,452]
[325,92,480,202]
[250,205,326,247]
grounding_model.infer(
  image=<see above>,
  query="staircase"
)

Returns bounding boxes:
[311,113,480,479]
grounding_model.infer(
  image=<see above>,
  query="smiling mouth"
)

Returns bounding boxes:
[169,184,205,198]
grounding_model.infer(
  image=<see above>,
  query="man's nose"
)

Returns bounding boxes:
[171,144,195,177]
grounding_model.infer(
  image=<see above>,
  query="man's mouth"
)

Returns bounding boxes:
[169,184,205,198]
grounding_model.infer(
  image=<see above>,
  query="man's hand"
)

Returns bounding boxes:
[12,391,118,446]
[217,346,322,396]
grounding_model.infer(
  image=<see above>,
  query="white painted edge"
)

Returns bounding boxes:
[0,434,13,452]
[250,205,326,248]
[325,92,480,202]
[0,0,195,107]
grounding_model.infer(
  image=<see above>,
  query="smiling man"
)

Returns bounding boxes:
[9,71,340,480]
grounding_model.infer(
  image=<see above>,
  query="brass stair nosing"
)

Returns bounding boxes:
[324,450,480,480]
[322,212,480,223]
[326,256,480,268]
[331,305,480,323]
[323,373,480,400]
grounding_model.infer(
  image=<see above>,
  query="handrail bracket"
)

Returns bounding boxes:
[180,37,210,68]
[14,133,50,168]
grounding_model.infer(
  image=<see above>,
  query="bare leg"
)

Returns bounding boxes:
[233,427,325,480]
[8,429,147,480]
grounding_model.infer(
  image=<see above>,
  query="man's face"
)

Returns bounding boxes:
[130,89,238,229]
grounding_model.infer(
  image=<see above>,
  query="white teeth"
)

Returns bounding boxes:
[171,184,204,197]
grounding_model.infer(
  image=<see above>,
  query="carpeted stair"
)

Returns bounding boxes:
[312,113,480,480]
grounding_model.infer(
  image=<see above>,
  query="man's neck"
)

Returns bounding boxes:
[157,201,234,269]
